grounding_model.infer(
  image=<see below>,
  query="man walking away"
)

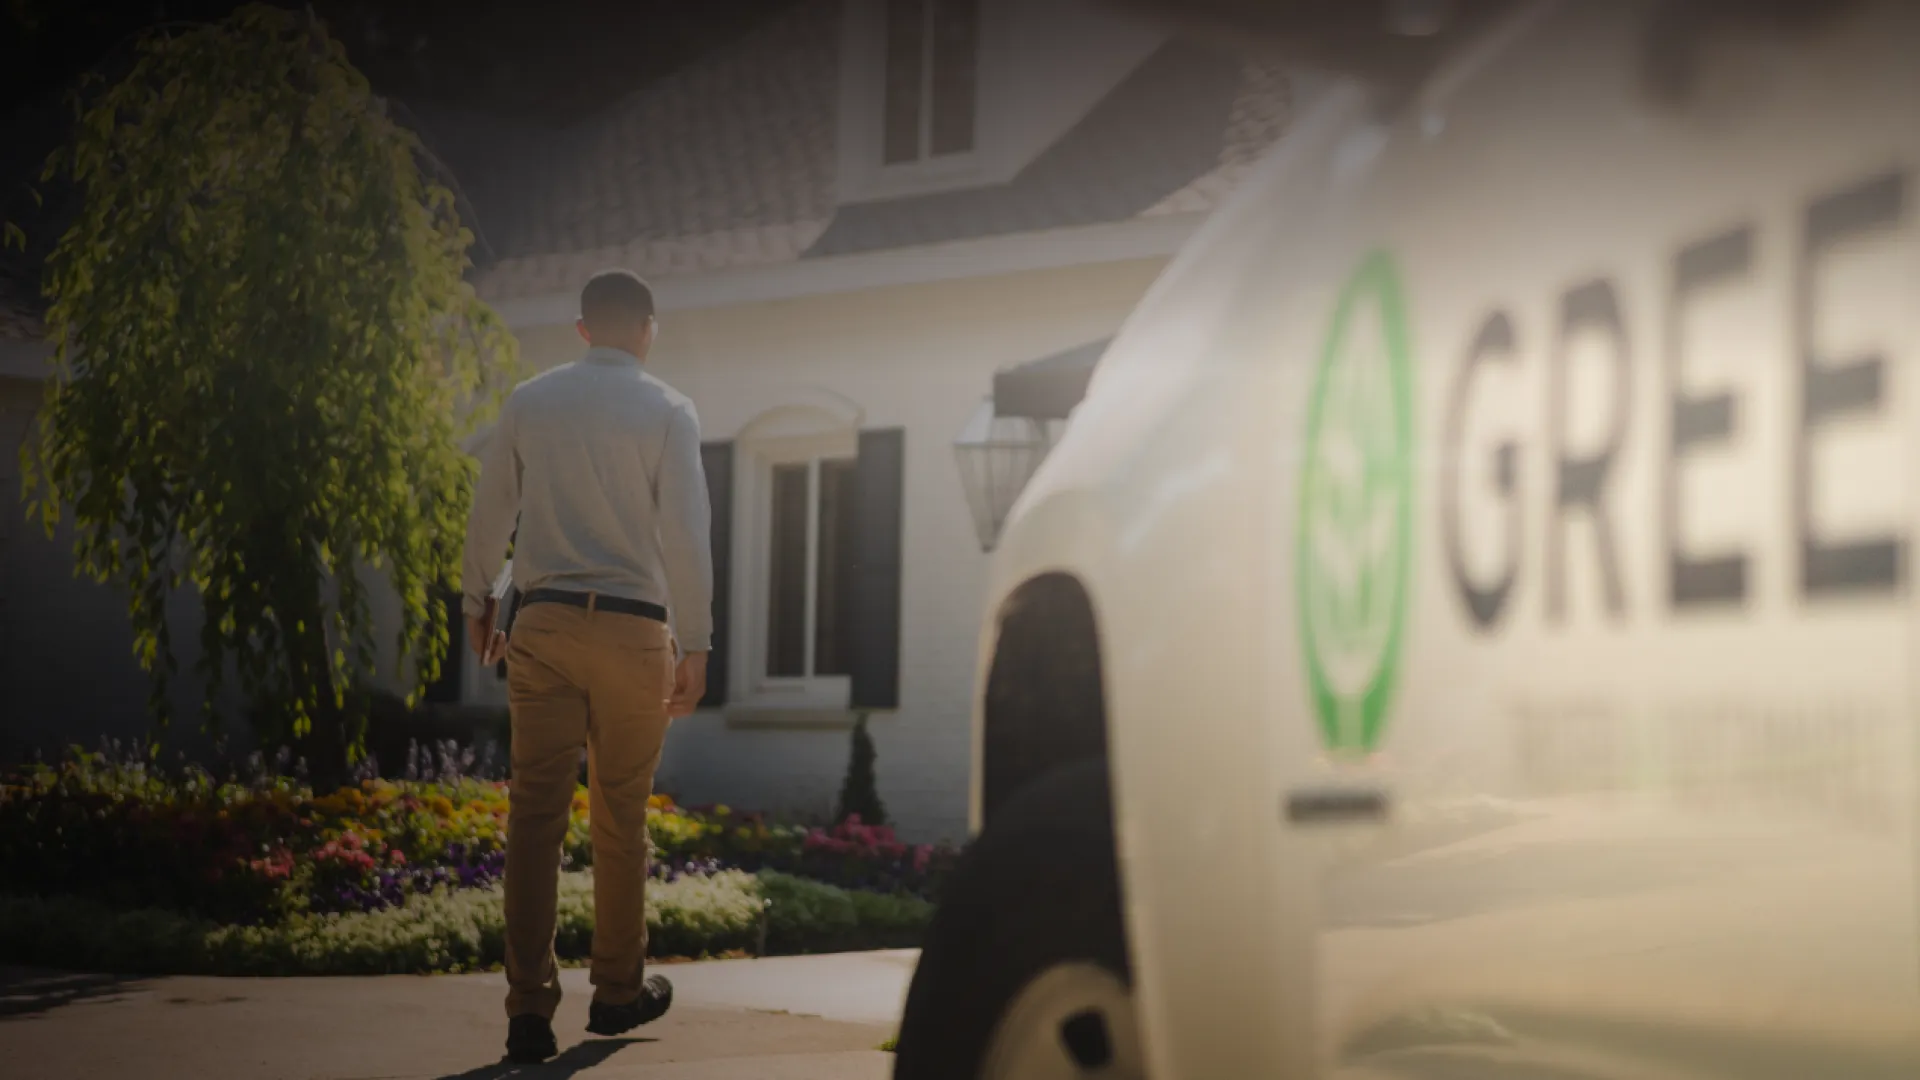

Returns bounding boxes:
[461,269,713,1064]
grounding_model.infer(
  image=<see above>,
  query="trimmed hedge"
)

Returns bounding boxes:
[0,869,931,978]
[761,872,932,956]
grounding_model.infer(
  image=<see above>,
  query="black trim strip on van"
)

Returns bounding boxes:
[1285,789,1390,825]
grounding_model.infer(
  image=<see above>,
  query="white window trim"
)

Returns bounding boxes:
[837,0,1020,204]
[733,427,860,710]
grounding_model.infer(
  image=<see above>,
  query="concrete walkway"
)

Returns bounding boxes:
[486,950,921,1027]
[0,951,918,1080]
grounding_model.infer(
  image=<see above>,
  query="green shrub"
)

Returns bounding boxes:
[847,886,936,944]
[759,871,931,955]
[835,714,888,827]
[760,871,858,955]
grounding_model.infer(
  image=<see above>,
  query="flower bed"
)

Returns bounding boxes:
[0,747,959,929]
[0,869,932,977]
[654,806,957,898]
[0,744,958,977]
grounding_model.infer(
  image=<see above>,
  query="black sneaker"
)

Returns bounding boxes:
[586,975,673,1035]
[505,1014,558,1063]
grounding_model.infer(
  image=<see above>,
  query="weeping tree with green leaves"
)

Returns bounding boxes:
[21,5,519,777]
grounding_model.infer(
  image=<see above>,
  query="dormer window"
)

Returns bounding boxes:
[881,0,980,165]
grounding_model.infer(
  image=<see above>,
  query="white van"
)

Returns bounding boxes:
[893,2,1920,1077]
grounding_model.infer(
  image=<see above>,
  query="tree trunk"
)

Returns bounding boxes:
[276,574,352,794]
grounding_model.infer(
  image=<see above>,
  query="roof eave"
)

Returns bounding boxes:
[487,212,1209,329]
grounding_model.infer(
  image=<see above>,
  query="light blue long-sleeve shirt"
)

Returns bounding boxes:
[460,346,714,652]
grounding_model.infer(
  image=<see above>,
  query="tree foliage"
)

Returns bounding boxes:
[21,4,519,760]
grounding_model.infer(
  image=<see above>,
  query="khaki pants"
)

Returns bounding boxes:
[501,599,674,1020]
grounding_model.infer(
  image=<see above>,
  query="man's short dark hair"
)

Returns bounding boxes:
[579,270,655,335]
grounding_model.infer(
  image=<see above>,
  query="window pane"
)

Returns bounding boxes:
[929,0,979,156]
[766,463,809,677]
[814,457,859,677]
[883,0,926,165]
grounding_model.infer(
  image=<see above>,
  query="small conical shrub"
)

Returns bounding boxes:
[836,713,888,827]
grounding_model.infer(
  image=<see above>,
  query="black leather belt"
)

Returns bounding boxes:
[520,588,666,624]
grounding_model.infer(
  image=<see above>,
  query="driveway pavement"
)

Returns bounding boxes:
[0,951,918,1080]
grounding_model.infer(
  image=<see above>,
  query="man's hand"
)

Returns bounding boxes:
[667,651,708,718]
[480,622,510,666]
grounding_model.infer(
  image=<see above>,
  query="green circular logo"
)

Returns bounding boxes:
[1297,252,1416,757]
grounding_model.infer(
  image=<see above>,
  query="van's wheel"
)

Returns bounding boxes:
[893,759,1144,1080]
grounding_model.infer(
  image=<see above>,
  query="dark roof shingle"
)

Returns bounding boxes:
[805,40,1246,259]
[459,1,1296,303]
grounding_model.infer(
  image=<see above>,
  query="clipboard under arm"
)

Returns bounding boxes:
[490,561,522,637]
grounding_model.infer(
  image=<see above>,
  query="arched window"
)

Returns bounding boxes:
[707,390,904,714]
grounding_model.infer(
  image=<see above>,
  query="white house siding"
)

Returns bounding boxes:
[0,376,253,761]
[486,256,1168,842]
[0,371,448,762]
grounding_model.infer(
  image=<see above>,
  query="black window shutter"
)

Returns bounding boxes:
[850,428,905,709]
[699,440,734,708]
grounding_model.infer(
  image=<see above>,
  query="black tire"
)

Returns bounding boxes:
[893,758,1131,1080]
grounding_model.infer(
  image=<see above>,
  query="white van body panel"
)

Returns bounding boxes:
[976,2,1920,1076]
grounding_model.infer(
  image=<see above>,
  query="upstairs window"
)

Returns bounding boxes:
[882,0,981,165]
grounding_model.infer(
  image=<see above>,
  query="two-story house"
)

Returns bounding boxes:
[0,0,1301,841]
[423,0,1301,841]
